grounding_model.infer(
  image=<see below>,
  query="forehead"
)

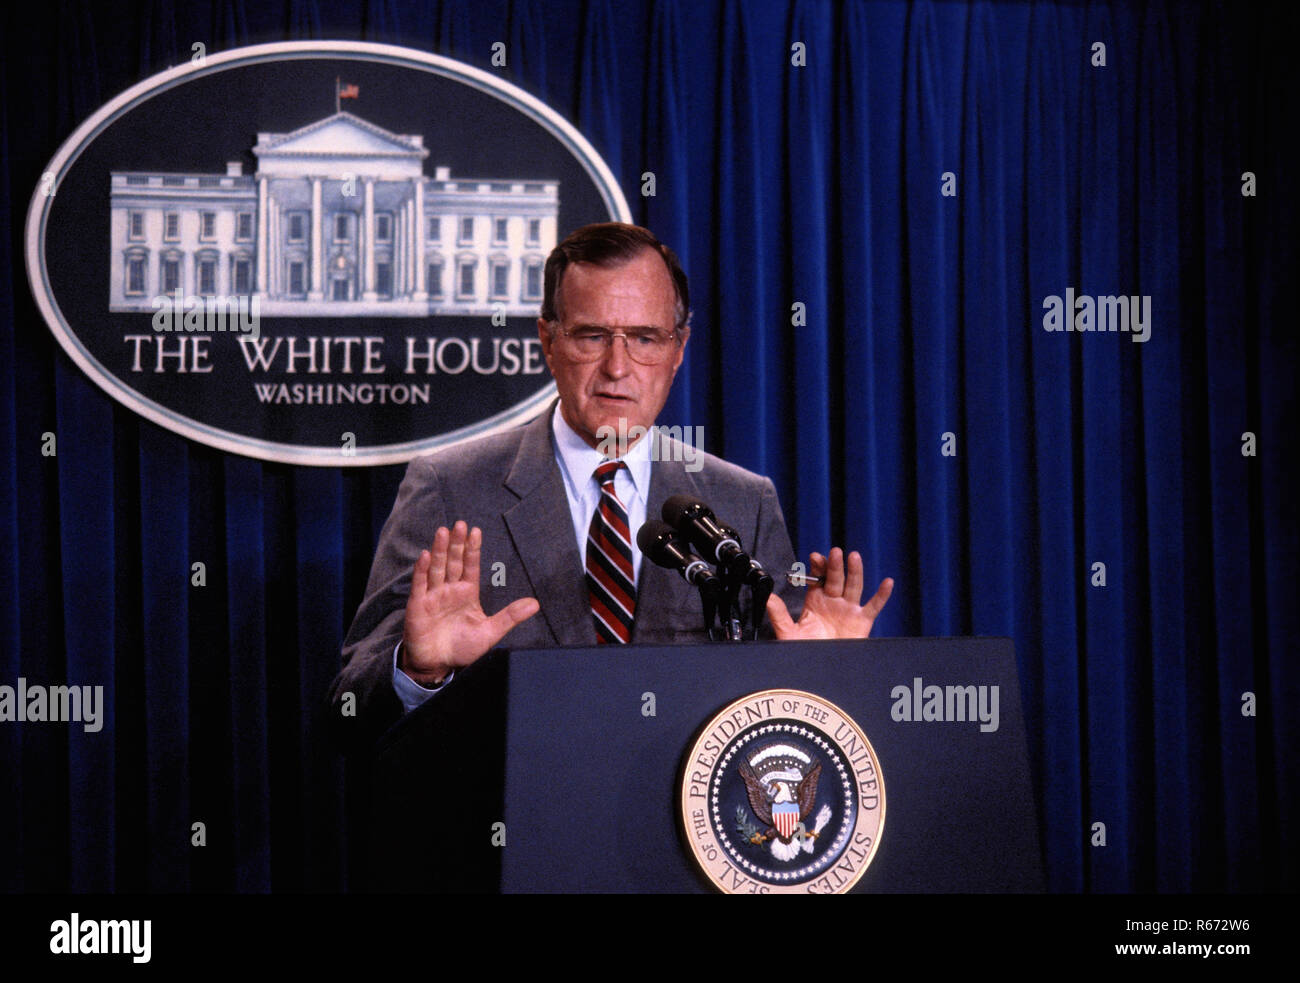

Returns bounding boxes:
[556,249,676,327]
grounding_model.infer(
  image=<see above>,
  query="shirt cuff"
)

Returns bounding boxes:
[391,641,453,713]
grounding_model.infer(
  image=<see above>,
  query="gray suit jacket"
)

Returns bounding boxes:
[328,404,803,751]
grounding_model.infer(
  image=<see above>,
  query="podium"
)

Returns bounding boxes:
[366,638,1043,893]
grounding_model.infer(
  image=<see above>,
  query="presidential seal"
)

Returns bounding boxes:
[680,689,884,894]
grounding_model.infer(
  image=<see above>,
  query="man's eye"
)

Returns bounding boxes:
[572,330,607,342]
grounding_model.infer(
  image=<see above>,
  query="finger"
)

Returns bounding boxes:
[410,548,432,599]
[446,520,469,582]
[486,597,541,644]
[863,578,894,622]
[807,552,826,585]
[427,526,451,589]
[823,547,846,597]
[463,526,482,586]
[843,550,864,606]
[766,594,796,637]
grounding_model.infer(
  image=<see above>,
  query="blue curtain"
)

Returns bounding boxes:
[1,0,1294,893]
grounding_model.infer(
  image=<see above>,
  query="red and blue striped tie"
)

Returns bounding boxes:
[586,460,636,643]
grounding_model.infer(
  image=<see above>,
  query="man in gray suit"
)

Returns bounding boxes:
[330,223,893,751]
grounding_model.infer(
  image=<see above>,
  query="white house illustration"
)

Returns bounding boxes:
[108,111,559,316]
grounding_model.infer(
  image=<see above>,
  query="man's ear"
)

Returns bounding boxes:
[672,325,690,372]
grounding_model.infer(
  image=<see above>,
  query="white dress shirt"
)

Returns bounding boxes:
[549,401,651,589]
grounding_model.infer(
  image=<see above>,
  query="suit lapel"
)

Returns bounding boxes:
[503,406,596,647]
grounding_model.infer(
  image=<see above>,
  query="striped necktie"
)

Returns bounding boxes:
[586,460,636,643]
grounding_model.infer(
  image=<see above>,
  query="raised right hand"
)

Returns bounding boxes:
[400,520,540,685]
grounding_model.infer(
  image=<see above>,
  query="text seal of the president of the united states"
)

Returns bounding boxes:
[680,689,885,894]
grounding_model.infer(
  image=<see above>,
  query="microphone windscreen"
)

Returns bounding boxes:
[662,493,703,528]
[636,518,674,554]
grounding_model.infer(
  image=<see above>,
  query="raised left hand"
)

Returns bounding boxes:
[766,547,893,640]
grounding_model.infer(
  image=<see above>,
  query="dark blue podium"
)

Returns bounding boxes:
[367,638,1043,893]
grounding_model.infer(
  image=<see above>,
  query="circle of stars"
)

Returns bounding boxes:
[708,720,857,883]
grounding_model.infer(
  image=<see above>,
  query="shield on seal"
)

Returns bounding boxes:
[773,801,800,841]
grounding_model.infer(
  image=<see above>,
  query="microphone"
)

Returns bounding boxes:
[661,495,772,589]
[636,519,720,593]
[714,521,743,550]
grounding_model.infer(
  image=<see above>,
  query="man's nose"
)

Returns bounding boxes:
[600,334,632,375]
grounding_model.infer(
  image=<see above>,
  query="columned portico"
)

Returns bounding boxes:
[112,111,558,315]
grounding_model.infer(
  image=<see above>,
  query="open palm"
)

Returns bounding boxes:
[401,521,540,684]
[766,547,893,640]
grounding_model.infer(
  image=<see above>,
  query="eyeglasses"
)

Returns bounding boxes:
[554,325,681,365]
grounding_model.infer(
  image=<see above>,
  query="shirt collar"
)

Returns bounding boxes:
[552,401,653,499]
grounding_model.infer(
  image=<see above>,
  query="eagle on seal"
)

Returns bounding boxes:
[738,753,826,861]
